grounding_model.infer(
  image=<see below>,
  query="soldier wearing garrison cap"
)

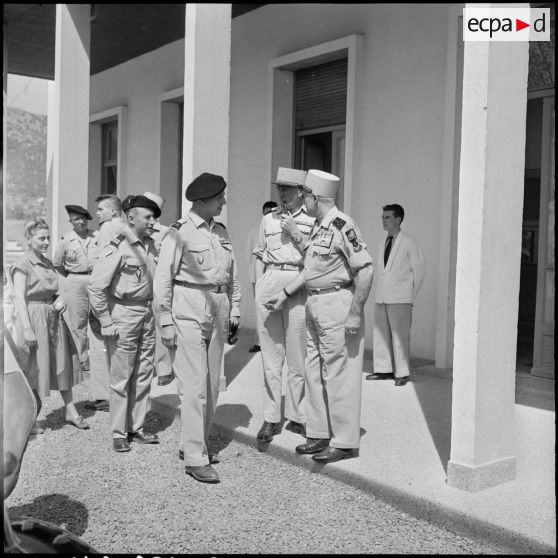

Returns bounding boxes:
[88,194,160,452]
[154,172,241,484]
[265,169,374,464]
[53,204,99,371]
[253,167,314,444]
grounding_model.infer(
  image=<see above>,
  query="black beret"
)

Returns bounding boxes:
[121,195,161,219]
[186,173,227,202]
[65,205,92,220]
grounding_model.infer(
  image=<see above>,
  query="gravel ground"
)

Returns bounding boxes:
[6,381,506,555]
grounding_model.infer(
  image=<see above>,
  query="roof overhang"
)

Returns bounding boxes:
[4,4,264,80]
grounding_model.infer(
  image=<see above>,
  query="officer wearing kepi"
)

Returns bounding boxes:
[154,172,241,484]
[53,205,98,372]
[266,169,374,463]
[253,167,314,443]
[88,194,161,452]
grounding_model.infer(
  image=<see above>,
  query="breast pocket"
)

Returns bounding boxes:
[186,242,213,271]
[308,245,332,272]
[66,249,78,263]
[120,258,146,283]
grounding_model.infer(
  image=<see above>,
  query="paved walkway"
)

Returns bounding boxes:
[150,332,555,555]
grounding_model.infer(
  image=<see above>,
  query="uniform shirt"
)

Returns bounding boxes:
[150,221,169,253]
[88,229,158,328]
[154,209,241,326]
[52,229,98,273]
[11,251,59,302]
[96,217,131,252]
[303,206,373,290]
[252,206,315,266]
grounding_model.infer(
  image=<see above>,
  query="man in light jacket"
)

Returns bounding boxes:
[367,204,425,386]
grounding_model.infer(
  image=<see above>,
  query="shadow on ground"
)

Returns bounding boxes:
[8,493,89,536]
[224,331,261,387]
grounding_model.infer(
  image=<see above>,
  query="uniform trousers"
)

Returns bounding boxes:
[87,319,110,401]
[305,288,364,449]
[153,310,172,378]
[373,303,412,378]
[170,285,229,467]
[255,269,306,424]
[62,273,90,365]
[105,301,155,439]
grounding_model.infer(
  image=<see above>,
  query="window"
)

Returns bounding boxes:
[101,121,118,195]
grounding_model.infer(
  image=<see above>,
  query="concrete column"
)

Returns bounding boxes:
[46,4,90,249]
[183,4,232,391]
[447,17,529,490]
[182,3,232,222]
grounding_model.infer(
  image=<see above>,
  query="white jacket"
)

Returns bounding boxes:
[374,230,425,304]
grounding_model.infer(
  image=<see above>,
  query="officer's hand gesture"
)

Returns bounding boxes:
[345,311,361,336]
[264,291,287,312]
[280,215,300,239]
[101,324,119,340]
[162,324,177,351]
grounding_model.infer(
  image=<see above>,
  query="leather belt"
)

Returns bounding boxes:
[111,298,152,306]
[266,263,303,271]
[67,271,91,275]
[306,282,353,296]
[174,280,228,294]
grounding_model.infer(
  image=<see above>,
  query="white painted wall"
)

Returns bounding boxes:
[229,4,451,359]
[89,40,184,225]
[88,3,453,361]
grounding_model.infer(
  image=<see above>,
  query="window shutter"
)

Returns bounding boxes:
[295,58,348,131]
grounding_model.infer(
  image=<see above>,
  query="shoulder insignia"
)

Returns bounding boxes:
[109,233,126,247]
[345,228,362,251]
[171,218,187,230]
[104,248,114,257]
[332,217,346,230]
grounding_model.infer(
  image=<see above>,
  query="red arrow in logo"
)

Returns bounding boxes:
[516,19,530,32]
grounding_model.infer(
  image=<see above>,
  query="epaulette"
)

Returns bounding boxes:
[170,218,187,230]
[332,217,346,230]
[109,233,126,247]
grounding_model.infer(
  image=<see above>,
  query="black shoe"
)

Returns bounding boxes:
[257,421,279,442]
[394,376,410,386]
[295,438,330,454]
[248,345,261,353]
[113,438,131,452]
[285,421,306,436]
[185,464,220,483]
[85,399,109,411]
[179,450,219,464]
[157,374,174,386]
[312,446,358,463]
[128,432,159,444]
[365,373,394,381]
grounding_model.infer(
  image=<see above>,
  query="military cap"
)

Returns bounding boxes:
[65,204,92,220]
[143,191,165,210]
[272,167,307,187]
[186,173,227,202]
[304,169,340,198]
[121,194,161,219]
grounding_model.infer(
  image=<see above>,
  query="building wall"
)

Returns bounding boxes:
[229,4,451,359]
[89,40,185,225]
[88,3,453,361]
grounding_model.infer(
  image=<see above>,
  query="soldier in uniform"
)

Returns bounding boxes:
[143,191,174,387]
[253,168,314,443]
[265,169,374,463]
[88,194,161,452]
[154,172,241,484]
[53,205,98,372]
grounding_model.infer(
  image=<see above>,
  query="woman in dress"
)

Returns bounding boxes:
[10,218,89,431]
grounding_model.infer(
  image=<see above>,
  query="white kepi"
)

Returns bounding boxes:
[274,167,308,187]
[305,169,340,198]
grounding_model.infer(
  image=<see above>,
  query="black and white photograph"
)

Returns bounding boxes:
[2,3,555,555]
